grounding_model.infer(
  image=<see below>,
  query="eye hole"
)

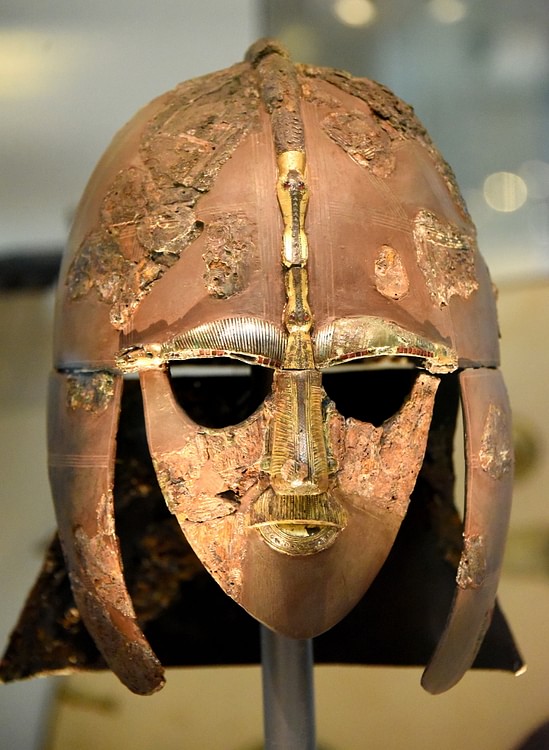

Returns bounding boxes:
[322,361,418,427]
[169,357,273,428]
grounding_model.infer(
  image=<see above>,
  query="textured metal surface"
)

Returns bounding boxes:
[421,368,514,693]
[36,38,517,694]
[48,371,164,694]
[1,376,522,684]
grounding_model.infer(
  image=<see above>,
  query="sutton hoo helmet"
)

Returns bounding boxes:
[49,39,514,696]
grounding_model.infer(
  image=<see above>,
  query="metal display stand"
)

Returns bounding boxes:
[261,626,316,750]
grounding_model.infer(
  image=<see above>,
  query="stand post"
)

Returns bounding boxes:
[260,625,316,750]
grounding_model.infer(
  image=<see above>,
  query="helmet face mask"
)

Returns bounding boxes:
[48,39,514,696]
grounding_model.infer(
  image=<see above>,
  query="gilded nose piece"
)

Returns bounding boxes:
[249,369,347,555]
[269,370,329,495]
[249,488,346,555]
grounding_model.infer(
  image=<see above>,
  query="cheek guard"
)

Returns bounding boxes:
[39,39,517,696]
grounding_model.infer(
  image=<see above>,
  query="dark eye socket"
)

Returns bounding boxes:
[322,364,418,427]
[169,357,273,428]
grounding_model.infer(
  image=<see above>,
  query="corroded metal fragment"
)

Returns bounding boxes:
[66,372,115,413]
[374,245,410,300]
[336,373,440,517]
[67,233,129,301]
[456,535,487,590]
[414,210,478,307]
[479,404,513,480]
[67,66,260,329]
[72,492,135,617]
[321,110,396,177]
[247,39,305,155]
[141,65,259,193]
[153,413,265,525]
[202,215,254,298]
[68,213,201,330]
[300,65,470,217]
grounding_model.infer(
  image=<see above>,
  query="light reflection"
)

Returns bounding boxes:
[278,23,319,62]
[483,172,528,213]
[333,0,378,28]
[520,160,549,201]
[0,28,78,98]
[427,0,468,24]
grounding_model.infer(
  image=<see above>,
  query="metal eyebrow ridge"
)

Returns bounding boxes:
[115,316,287,372]
[116,315,458,375]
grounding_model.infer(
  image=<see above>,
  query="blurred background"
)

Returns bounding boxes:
[1,1,548,748]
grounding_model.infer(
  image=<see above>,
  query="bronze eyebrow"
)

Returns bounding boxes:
[116,317,287,373]
[314,316,458,374]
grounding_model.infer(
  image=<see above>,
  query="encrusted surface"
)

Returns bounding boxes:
[413,209,478,308]
[67,65,260,329]
[479,404,513,480]
[154,414,267,524]
[66,372,115,413]
[202,215,254,298]
[456,535,487,589]
[300,65,471,218]
[72,491,135,618]
[335,373,440,517]
[374,245,410,300]
[250,42,305,155]
[321,110,395,177]
[44,39,515,690]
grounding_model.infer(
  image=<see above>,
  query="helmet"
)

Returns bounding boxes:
[49,39,513,695]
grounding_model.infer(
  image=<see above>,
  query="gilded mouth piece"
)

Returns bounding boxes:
[249,489,346,555]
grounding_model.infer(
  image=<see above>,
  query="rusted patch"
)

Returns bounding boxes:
[72,491,135,618]
[182,516,246,599]
[337,373,439,517]
[479,404,513,480]
[67,64,259,329]
[248,40,305,155]
[298,76,342,111]
[66,372,115,413]
[374,245,409,300]
[414,209,478,307]
[456,535,487,589]
[67,233,131,303]
[154,412,266,523]
[321,110,395,177]
[299,65,471,218]
[337,419,383,501]
[202,215,254,298]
